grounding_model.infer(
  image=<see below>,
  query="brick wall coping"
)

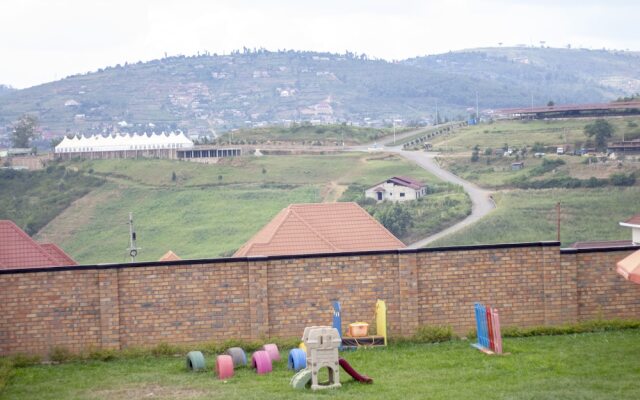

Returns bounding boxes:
[560,244,640,254]
[0,241,560,275]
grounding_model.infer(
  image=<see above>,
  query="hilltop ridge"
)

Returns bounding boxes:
[1,47,639,139]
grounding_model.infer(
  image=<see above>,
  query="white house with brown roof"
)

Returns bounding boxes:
[233,202,405,257]
[365,176,427,203]
[620,214,640,245]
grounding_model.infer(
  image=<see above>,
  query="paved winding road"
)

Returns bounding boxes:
[388,148,495,248]
[347,127,495,247]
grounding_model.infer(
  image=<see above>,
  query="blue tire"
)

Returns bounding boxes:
[225,347,247,367]
[288,348,307,371]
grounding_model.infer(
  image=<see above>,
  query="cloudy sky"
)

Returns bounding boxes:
[1,0,639,88]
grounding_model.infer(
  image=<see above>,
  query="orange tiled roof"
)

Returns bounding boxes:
[0,220,77,269]
[159,250,181,261]
[40,243,78,266]
[234,202,405,257]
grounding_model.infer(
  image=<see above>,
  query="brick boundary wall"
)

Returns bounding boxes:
[1,241,639,356]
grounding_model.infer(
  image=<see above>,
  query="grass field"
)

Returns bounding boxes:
[430,187,640,247]
[2,330,640,400]
[36,153,461,264]
[217,124,406,146]
[431,117,640,152]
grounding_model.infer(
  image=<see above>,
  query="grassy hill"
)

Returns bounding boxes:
[425,117,640,247]
[1,48,639,135]
[0,166,104,235]
[35,154,466,264]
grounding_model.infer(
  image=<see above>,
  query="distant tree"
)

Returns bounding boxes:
[547,100,555,107]
[584,119,615,150]
[11,114,38,148]
[374,203,412,237]
[49,137,63,149]
[470,144,480,162]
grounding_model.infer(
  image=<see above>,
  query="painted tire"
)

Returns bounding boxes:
[225,347,247,367]
[186,351,206,372]
[215,355,234,380]
[290,369,312,389]
[287,348,307,371]
[251,350,273,374]
[262,343,281,362]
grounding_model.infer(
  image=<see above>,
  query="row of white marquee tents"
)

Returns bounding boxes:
[54,132,194,153]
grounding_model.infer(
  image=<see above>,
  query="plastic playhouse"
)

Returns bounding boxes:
[290,325,373,390]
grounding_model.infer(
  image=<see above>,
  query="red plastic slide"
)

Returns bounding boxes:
[339,358,373,384]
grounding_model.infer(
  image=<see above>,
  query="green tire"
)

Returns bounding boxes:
[186,351,206,372]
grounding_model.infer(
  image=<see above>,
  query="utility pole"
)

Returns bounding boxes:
[556,202,561,243]
[393,120,396,144]
[127,212,140,262]
[476,91,479,122]
[435,100,439,125]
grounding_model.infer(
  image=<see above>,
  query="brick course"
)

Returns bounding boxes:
[1,242,639,356]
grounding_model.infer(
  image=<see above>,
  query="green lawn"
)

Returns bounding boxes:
[430,187,640,247]
[3,330,640,399]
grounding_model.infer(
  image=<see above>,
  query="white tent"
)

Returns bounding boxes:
[55,132,194,153]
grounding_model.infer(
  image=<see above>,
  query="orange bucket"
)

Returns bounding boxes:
[348,322,369,337]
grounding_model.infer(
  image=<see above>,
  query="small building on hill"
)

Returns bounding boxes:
[233,202,405,257]
[365,176,427,203]
[0,220,77,269]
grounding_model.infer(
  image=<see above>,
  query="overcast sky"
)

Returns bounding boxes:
[1,0,639,88]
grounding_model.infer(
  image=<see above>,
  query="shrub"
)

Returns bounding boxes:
[413,325,456,343]
[0,358,14,392]
[501,319,640,338]
[10,354,41,367]
[151,342,180,357]
[610,172,636,186]
[49,346,72,363]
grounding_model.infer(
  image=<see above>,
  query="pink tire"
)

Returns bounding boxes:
[262,343,281,362]
[251,350,273,374]
[216,355,234,380]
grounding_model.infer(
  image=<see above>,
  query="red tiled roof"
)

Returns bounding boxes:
[623,214,640,226]
[234,202,405,257]
[0,220,77,269]
[40,243,78,266]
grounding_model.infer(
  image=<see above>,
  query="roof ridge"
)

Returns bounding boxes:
[351,204,406,246]
[289,206,340,251]
[0,220,60,266]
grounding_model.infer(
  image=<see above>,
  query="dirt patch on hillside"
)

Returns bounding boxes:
[89,384,208,400]
[35,185,123,244]
[321,181,348,202]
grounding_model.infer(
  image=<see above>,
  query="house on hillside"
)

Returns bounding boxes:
[233,202,405,257]
[0,220,77,269]
[568,213,640,250]
[365,176,427,203]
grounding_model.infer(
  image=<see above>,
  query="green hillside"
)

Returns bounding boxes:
[1,48,639,136]
[34,154,465,264]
